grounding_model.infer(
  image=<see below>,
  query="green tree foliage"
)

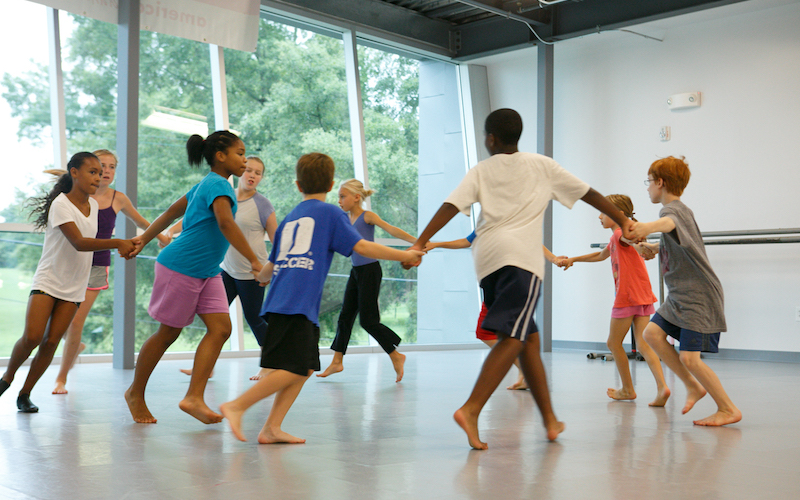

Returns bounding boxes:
[1,16,419,352]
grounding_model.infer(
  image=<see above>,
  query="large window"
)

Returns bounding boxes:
[0,1,57,358]
[0,7,463,360]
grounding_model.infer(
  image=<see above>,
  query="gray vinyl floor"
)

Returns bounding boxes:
[1,348,799,500]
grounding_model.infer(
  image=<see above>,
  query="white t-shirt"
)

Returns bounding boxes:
[32,193,99,302]
[220,193,275,280]
[445,152,590,281]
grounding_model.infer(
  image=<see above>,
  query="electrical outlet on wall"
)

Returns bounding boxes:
[796,306,800,322]
[659,126,670,141]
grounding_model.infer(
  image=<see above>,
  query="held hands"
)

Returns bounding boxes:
[627,221,654,242]
[621,218,640,241]
[635,242,658,260]
[255,261,274,286]
[128,236,145,258]
[156,233,172,248]
[402,244,425,269]
[553,256,573,270]
[118,239,137,259]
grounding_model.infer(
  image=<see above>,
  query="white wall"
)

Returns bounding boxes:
[473,0,800,353]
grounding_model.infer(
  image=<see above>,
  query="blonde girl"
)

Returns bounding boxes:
[317,179,416,382]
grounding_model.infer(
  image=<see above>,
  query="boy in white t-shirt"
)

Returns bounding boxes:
[410,109,635,449]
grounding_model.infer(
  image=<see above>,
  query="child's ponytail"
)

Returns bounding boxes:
[29,152,97,230]
[186,130,240,168]
[340,179,374,204]
[606,194,637,223]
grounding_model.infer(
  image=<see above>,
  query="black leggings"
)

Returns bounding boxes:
[221,270,267,346]
[331,261,401,355]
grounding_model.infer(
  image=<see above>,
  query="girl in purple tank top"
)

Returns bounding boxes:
[317,179,417,383]
[52,149,170,395]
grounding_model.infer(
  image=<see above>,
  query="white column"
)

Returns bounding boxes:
[114,0,140,369]
[210,44,245,351]
[342,30,371,211]
[46,8,67,170]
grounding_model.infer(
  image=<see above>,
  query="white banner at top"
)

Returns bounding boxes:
[29,0,260,52]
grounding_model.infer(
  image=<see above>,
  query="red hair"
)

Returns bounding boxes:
[648,156,690,196]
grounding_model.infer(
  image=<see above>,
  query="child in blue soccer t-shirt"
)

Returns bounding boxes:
[220,153,423,444]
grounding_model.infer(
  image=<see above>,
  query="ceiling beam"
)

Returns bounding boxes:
[549,0,749,40]
[261,0,455,57]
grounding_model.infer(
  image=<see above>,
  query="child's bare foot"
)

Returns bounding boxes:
[649,387,671,407]
[249,368,271,380]
[506,377,529,390]
[257,427,306,444]
[316,362,343,378]
[52,381,68,395]
[125,388,157,423]
[693,407,741,426]
[219,402,246,441]
[682,384,707,414]
[179,368,214,378]
[546,420,566,441]
[179,397,223,424]
[454,407,486,450]
[607,387,636,401]
[391,351,406,383]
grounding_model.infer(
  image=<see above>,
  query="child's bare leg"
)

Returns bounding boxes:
[643,323,706,414]
[317,351,344,378]
[632,316,669,406]
[481,339,526,390]
[54,290,98,394]
[125,324,182,423]
[19,300,78,396]
[389,349,405,383]
[679,351,741,426]
[2,294,57,391]
[258,371,312,444]
[220,368,307,442]
[455,336,523,450]
[179,313,229,424]
[606,317,636,401]
[518,332,565,441]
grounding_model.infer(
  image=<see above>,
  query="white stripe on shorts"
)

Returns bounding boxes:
[510,274,541,341]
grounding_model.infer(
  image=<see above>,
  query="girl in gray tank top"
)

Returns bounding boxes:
[317,179,418,383]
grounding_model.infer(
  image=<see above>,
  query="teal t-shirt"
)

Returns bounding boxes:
[158,172,237,278]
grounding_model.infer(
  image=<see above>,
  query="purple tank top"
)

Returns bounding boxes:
[350,212,378,267]
[92,191,118,267]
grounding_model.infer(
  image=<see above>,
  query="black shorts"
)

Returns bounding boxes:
[260,313,321,376]
[650,313,720,353]
[30,290,81,307]
[479,266,541,342]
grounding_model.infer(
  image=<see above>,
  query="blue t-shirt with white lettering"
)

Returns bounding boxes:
[262,199,363,325]
[158,172,237,278]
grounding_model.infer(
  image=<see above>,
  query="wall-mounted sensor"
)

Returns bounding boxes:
[667,92,701,110]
